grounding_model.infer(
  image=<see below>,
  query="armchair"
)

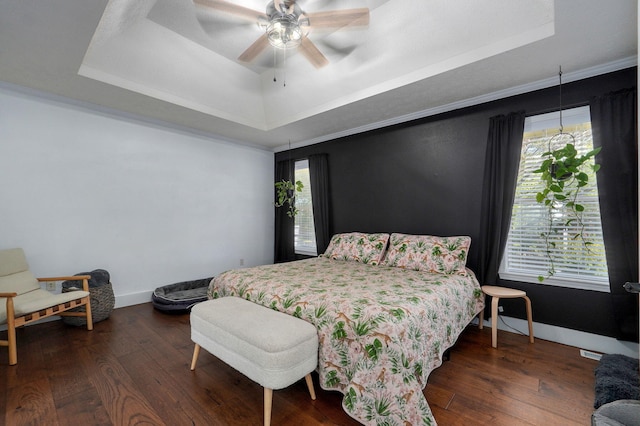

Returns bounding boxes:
[0,248,93,365]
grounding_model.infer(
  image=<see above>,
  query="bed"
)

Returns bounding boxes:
[208,232,485,425]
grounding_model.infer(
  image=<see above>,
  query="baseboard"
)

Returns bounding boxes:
[5,294,637,360]
[473,316,639,359]
[0,290,152,332]
[114,290,153,309]
[112,293,640,359]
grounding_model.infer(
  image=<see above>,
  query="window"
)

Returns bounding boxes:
[294,159,317,256]
[500,106,609,292]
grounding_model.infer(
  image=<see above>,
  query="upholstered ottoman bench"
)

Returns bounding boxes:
[190,297,318,426]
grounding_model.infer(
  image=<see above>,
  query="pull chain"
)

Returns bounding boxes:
[283,45,287,87]
[273,47,277,83]
[271,46,287,87]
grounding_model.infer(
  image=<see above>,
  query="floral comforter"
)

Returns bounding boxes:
[208,257,484,425]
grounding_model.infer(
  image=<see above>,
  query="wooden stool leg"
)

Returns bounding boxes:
[190,343,201,370]
[478,308,484,329]
[264,387,273,426]
[491,296,499,348]
[305,373,316,400]
[524,296,534,343]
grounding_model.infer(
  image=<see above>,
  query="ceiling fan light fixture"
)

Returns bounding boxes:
[196,0,368,68]
[266,17,303,49]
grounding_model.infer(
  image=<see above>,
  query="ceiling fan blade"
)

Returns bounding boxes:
[299,37,329,68]
[238,33,270,63]
[315,39,357,57]
[193,0,266,23]
[306,8,369,29]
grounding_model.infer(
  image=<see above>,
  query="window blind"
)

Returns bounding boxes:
[294,159,317,256]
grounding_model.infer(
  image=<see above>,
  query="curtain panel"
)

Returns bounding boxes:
[275,155,332,262]
[477,111,526,287]
[274,159,295,263]
[590,87,639,342]
[309,154,331,255]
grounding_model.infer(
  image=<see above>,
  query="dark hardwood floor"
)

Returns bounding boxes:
[1,303,597,425]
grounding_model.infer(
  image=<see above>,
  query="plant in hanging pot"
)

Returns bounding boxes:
[533,136,601,281]
[275,179,304,217]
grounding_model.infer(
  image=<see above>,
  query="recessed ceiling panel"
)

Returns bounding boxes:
[80,0,554,130]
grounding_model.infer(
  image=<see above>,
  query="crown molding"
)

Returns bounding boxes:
[277,56,637,152]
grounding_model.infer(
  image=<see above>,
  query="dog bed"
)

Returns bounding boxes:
[594,353,640,409]
[152,277,213,313]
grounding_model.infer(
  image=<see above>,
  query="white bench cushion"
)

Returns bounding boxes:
[191,297,318,390]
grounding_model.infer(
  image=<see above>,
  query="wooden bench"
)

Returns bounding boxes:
[190,297,318,426]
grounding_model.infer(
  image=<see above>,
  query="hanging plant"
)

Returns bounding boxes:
[533,135,601,281]
[275,179,303,217]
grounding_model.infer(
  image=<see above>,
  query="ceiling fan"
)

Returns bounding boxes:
[193,0,370,68]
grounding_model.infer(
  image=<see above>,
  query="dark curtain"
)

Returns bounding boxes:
[590,87,639,342]
[309,154,331,255]
[274,159,295,263]
[476,111,526,286]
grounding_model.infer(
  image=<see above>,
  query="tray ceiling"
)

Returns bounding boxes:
[0,0,636,149]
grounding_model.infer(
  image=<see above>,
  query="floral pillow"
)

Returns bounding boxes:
[321,232,390,265]
[382,233,471,275]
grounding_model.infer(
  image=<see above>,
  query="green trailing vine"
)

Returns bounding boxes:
[533,136,601,281]
[274,179,303,217]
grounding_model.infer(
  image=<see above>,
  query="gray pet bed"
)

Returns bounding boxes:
[592,400,640,426]
[152,277,212,313]
[594,354,640,409]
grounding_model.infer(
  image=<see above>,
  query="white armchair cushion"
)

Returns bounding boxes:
[0,289,90,324]
[0,248,30,276]
[0,270,40,295]
[0,248,40,295]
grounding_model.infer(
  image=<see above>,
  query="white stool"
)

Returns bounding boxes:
[478,285,534,348]
[190,297,318,426]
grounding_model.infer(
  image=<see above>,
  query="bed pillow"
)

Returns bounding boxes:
[382,233,471,275]
[321,232,390,265]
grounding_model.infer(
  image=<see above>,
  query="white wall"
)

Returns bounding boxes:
[0,85,274,307]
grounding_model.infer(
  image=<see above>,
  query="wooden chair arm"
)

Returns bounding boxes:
[37,275,91,282]
[0,292,18,298]
[38,275,91,292]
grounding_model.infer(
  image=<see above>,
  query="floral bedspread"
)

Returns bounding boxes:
[208,257,484,425]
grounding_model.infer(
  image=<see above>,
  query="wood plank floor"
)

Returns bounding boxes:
[0,303,598,425]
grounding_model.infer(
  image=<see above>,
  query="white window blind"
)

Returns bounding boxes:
[294,159,317,256]
[499,106,609,292]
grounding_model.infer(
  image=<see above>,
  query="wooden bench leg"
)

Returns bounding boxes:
[304,373,316,400]
[190,343,201,371]
[524,296,534,343]
[264,387,273,426]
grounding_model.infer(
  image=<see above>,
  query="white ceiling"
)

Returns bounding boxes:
[0,0,637,150]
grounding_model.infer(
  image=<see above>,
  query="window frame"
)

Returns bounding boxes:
[293,159,317,256]
[499,105,610,293]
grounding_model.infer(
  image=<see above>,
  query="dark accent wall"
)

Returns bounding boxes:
[276,67,637,339]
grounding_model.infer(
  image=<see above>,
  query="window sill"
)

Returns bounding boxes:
[499,271,610,293]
